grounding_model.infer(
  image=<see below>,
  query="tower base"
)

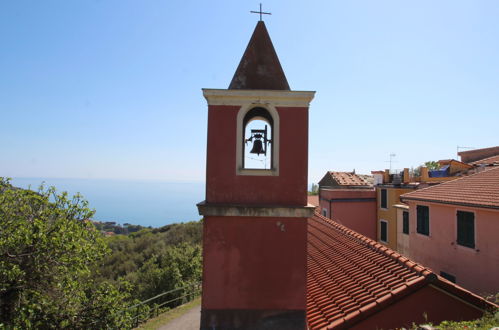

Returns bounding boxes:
[200,309,306,330]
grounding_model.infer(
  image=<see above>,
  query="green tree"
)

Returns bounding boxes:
[0,178,133,329]
[424,161,440,170]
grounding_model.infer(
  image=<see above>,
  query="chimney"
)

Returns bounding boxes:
[403,168,410,184]
[383,169,390,184]
[421,167,429,182]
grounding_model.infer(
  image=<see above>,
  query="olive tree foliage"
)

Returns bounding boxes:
[424,160,440,170]
[0,178,133,329]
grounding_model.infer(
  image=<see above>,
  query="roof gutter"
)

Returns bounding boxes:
[400,197,499,210]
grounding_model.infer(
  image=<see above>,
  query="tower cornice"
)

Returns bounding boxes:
[202,88,315,107]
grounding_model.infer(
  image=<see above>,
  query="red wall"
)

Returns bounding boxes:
[351,285,483,329]
[319,189,376,239]
[202,216,307,310]
[206,105,309,206]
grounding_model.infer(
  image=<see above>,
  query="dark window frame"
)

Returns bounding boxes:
[402,211,409,235]
[416,205,430,236]
[380,220,388,243]
[457,210,475,249]
[380,189,388,209]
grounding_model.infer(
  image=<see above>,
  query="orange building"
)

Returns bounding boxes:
[374,163,473,251]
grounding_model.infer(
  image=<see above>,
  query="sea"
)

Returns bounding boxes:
[10,178,205,228]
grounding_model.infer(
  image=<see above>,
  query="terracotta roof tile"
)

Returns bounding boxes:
[470,154,499,165]
[400,166,499,209]
[306,213,496,329]
[328,172,371,186]
[308,195,319,207]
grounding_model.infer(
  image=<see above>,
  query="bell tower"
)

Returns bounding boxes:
[198,20,315,329]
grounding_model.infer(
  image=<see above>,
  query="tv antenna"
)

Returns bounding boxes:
[385,153,397,172]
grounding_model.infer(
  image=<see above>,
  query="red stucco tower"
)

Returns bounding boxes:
[198,21,315,329]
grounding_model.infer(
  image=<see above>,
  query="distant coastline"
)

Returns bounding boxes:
[10,177,205,228]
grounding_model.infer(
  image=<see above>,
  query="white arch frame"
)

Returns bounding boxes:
[236,103,280,176]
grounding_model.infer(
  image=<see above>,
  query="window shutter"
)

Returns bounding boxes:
[457,211,475,248]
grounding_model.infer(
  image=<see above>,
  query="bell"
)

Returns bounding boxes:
[250,139,265,155]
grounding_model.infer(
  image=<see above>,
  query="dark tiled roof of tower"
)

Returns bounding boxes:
[400,166,499,209]
[306,213,495,329]
[229,21,290,90]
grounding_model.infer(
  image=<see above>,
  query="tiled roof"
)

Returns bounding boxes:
[470,155,499,165]
[329,172,371,186]
[458,146,499,163]
[229,21,290,90]
[400,166,499,209]
[438,159,472,167]
[306,213,495,329]
[308,195,319,207]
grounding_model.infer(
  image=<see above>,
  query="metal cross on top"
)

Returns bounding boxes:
[250,3,271,21]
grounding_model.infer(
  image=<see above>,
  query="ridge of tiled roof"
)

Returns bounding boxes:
[307,212,496,329]
[400,166,499,209]
[458,146,499,157]
[470,154,499,165]
[327,171,371,186]
[438,159,472,167]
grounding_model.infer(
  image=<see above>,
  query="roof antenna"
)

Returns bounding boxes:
[250,3,271,21]
[385,153,396,172]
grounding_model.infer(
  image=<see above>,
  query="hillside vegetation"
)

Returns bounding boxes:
[95,221,202,302]
[0,178,202,329]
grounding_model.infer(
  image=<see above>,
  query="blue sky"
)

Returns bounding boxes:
[1,0,498,184]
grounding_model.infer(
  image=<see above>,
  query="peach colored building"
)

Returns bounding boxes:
[318,172,376,239]
[401,166,499,295]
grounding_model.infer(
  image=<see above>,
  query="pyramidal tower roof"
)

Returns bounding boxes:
[229,21,290,90]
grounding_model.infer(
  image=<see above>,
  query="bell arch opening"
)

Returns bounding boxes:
[236,104,279,176]
[243,107,273,170]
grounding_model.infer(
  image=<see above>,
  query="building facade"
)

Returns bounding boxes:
[318,171,376,239]
[401,166,499,295]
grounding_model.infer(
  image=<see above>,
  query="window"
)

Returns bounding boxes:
[457,211,475,248]
[380,220,388,243]
[440,271,456,283]
[402,211,409,235]
[322,208,327,217]
[416,205,429,236]
[380,189,387,209]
